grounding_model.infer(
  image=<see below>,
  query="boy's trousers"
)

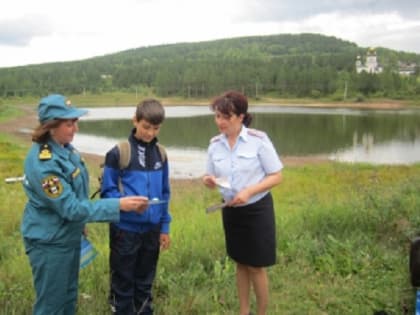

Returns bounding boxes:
[109,224,160,315]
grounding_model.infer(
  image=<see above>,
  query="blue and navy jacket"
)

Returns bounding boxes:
[101,130,171,234]
[21,138,120,246]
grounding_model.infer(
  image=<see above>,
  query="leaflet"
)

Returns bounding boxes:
[148,198,168,205]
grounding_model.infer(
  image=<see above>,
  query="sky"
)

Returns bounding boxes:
[1,0,420,68]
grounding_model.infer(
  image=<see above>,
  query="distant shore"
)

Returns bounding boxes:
[82,97,418,110]
[3,92,419,109]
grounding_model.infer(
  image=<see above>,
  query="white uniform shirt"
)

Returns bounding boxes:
[206,125,283,205]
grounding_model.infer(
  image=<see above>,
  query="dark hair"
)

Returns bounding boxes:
[210,90,252,127]
[135,98,165,125]
[31,120,62,143]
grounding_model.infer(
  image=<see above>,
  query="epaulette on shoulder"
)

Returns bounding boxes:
[210,135,223,144]
[247,128,266,139]
[39,143,52,160]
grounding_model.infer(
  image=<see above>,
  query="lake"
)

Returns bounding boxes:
[76,106,420,179]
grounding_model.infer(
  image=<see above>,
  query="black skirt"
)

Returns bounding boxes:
[222,192,276,267]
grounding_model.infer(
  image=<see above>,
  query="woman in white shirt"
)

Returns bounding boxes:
[203,90,283,315]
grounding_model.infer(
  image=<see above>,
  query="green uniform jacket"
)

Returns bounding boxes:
[21,139,120,245]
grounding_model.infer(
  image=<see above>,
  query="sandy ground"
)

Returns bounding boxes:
[0,101,412,167]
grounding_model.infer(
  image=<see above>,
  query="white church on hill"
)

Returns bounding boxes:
[356,48,383,74]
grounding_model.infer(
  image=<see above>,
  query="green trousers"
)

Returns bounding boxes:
[24,239,80,315]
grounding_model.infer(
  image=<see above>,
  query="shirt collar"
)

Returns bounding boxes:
[130,128,158,146]
[238,125,249,142]
[220,125,248,148]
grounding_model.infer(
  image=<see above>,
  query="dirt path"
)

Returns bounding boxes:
[0,105,37,141]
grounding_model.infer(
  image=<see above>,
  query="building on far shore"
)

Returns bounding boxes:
[397,61,417,76]
[356,48,383,74]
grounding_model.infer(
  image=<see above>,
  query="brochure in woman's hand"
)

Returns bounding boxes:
[214,177,231,189]
[206,201,228,213]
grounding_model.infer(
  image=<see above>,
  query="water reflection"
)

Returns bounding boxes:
[332,139,420,164]
[77,106,420,178]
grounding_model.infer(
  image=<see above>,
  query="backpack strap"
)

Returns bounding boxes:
[117,141,166,166]
[117,141,131,169]
[90,140,132,199]
[115,141,131,195]
[116,140,165,171]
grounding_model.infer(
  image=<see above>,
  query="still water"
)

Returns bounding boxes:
[76,106,420,178]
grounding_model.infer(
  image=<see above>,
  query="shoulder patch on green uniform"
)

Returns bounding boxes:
[39,143,52,160]
[42,175,63,198]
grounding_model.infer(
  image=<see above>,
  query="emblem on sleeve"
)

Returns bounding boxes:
[42,176,63,198]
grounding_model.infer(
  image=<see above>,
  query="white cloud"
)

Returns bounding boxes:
[0,0,419,68]
[293,12,420,52]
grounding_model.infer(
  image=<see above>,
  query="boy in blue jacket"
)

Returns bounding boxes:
[101,99,171,315]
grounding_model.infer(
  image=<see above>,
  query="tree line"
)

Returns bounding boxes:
[0,33,419,100]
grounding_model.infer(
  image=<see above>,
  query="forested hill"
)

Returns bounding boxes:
[111,33,358,60]
[1,33,419,100]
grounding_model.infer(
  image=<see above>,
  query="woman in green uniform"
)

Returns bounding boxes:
[21,94,148,315]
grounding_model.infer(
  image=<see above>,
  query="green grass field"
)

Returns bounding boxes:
[1,133,419,314]
[1,102,420,314]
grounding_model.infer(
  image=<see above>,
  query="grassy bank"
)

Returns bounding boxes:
[1,130,420,314]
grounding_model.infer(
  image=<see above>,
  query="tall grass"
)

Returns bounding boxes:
[1,133,420,314]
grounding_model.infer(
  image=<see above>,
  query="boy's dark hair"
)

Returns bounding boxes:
[135,99,165,125]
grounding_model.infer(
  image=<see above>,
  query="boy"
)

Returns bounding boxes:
[101,99,171,315]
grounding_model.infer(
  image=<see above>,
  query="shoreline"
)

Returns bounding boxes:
[3,94,417,109]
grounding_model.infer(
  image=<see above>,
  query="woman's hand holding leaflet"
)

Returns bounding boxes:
[119,196,149,213]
